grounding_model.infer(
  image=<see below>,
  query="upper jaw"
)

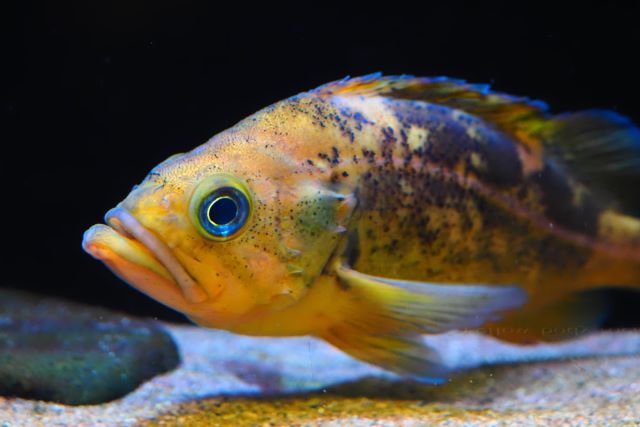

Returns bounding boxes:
[83,206,209,306]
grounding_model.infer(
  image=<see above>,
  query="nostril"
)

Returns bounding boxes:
[118,183,165,212]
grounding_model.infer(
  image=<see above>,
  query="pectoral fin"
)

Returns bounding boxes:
[335,263,528,332]
[320,261,527,379]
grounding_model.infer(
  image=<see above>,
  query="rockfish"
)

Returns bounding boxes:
[83,74,640,378]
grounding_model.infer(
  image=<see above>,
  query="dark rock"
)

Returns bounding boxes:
[0,289,180,405]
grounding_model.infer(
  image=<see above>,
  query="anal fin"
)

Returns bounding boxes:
[323,324,448,382]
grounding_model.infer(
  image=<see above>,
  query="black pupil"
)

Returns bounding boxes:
[208,197,238,225]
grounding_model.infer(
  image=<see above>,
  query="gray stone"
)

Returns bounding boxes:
[0,289,180,405]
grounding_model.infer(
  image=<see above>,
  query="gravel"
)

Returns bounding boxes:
[2,325,640,426]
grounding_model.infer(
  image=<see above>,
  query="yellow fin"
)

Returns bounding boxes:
[323,326,448,381]
[320,262,527,379]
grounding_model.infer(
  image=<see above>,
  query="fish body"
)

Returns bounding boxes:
[83,74,640,377]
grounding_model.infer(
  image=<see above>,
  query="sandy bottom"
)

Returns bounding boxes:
[2,325,640,426]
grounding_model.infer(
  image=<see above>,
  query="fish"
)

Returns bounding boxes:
[83,73,640,379]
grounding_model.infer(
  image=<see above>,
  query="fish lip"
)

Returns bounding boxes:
[104,207,209,304]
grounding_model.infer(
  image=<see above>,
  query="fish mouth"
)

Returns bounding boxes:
[82,207,208,309]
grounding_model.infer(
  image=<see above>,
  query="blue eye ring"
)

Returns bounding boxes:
[198,187,249,239]
[189,174,253,242]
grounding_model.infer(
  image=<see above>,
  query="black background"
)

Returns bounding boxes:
[4,2,640,324]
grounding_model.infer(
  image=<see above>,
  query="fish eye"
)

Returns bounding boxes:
[207,196,238,226]
[189,174,253,241]
[200,188,248,238]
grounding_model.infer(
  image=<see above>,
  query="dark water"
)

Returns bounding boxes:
[4,2,640,326]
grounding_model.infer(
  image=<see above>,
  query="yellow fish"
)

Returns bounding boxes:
[83,74,640,378]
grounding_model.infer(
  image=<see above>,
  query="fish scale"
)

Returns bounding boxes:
[83,74,640,378]
[282,86,597,291]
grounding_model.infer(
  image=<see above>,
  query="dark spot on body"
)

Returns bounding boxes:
[472,137,523,187]
[532,160,601,236]
[362,148,376,164]
[390,100,433,128]
[331,146,340,164]
[400,128,408,142]
[516,186,528,200]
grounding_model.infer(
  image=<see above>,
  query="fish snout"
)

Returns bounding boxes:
[104,207,208,304]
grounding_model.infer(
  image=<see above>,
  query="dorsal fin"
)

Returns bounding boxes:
[312,73,549,145]
[313,74,640,215]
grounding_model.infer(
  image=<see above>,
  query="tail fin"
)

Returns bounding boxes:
[543,111,640,216]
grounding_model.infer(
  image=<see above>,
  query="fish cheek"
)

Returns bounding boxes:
[176,241,284,322]
[173,244,227,299]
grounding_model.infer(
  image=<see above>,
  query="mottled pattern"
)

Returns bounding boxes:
[297,78,639,287]
[207,76,640,341]
[531,160,601,236]
[279,90,602,295]
[248,75,640,343]
[83,74,640,364]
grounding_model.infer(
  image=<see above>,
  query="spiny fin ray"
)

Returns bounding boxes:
[312,73,549,140]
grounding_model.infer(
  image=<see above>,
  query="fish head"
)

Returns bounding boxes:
[82,129,353,327]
